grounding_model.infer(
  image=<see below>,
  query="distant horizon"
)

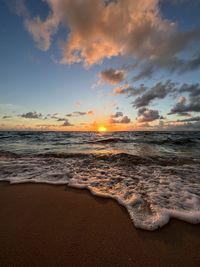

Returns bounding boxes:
[1,129,200,133]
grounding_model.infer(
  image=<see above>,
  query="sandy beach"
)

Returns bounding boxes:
[0,182,200,267]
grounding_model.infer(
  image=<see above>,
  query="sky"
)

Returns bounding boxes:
[0,0,200,131]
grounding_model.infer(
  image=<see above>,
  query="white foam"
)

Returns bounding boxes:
[0,156,200,230]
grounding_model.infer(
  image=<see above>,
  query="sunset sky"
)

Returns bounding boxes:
[0,0,200,131]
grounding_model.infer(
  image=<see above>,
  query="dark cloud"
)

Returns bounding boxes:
[113,84,147,96]
[158,120,200,131]
[180,83,200,97]
[111,111,123,118]
[169,83,200,114]
[20,112,42,119]
[50,113,59,119]
[100,68,126,85]
[133,53,200,81]
[47,113,71,121]
[137,108,162,122]
[113,81,200,118]
[66,111,94,117]
[133,80,177,108]
[66,113,73,117]
[57,118,66,121]
[62,119,73,127]
[185,121,200,130]
[119,116,131,124]
[2,115,12,119]
[110,111,131,124]
[73,111,87,116]
[180,55,200,73]
[151,26,200,63]
[104,0,118,5]
[138,119,200,131]
[177,116,200,122]
[136,122,152,129]
[111,116,131,124]
[133,63,156,82]
[177,112,191,117]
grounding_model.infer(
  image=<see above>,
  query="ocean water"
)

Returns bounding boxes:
[0,131,200,230]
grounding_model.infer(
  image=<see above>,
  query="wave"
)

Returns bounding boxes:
[89,137,200,146]
[0,150,199,166]
[0,150,21,158]
[87,137,198,146]
[89,137,129,144]
[1,150,200,230]
[145,138,199,146]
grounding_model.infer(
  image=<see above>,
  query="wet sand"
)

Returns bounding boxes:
[0,182,200,267]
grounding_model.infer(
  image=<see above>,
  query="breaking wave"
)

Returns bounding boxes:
[1,151,200,231]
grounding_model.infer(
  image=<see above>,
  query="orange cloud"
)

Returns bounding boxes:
[99,68,126,85]
[22,0,174,66]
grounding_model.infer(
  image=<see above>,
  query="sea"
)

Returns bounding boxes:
[0,131,200,230]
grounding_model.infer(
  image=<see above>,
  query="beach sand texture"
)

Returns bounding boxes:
[1,183,200,267]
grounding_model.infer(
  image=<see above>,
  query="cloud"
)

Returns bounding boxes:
[74,101,82,107]
[111,111,123,118]
[10,0,200,90]
[48,113,70,121]
[133,80,177,108]
[66,110,94,117]
[177,112,191,117]
[169,83,200,114]
[178,55,200,73]
[132,53,200,81]
[155,119,200,131]
[50,113,59,119]
[13,0,173,66]
[16,0,29,17]
[177,116,200,122]
[137,107,163,122]
[57,118,66,121]
[133,63,156,81]
[113,84,131,95]
[111,116,131,124]
[13,0,200,82]
[135,118,200,131]
[24,2,60,51]
[62,119,73,127]
[99,68,126,85]
[7,0,29,17]
[113,84,147,96]
[20,112,42,119]
[2,115,12,119]
[7,1,58,51]
[87,110,94,115]
[66,113,73,117]
[113,81,200,117]
[73,111,87,116]
[178,96,186,105]
[110,111,131,124]
[36,124,58,128]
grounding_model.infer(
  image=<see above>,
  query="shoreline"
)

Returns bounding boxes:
[1,182,200,266]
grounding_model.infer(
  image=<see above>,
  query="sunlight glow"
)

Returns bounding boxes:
[98,126,107,132]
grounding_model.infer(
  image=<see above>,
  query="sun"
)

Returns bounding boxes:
[98,126,107,132]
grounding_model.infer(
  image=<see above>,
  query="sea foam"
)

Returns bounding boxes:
[0,153,200,230]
